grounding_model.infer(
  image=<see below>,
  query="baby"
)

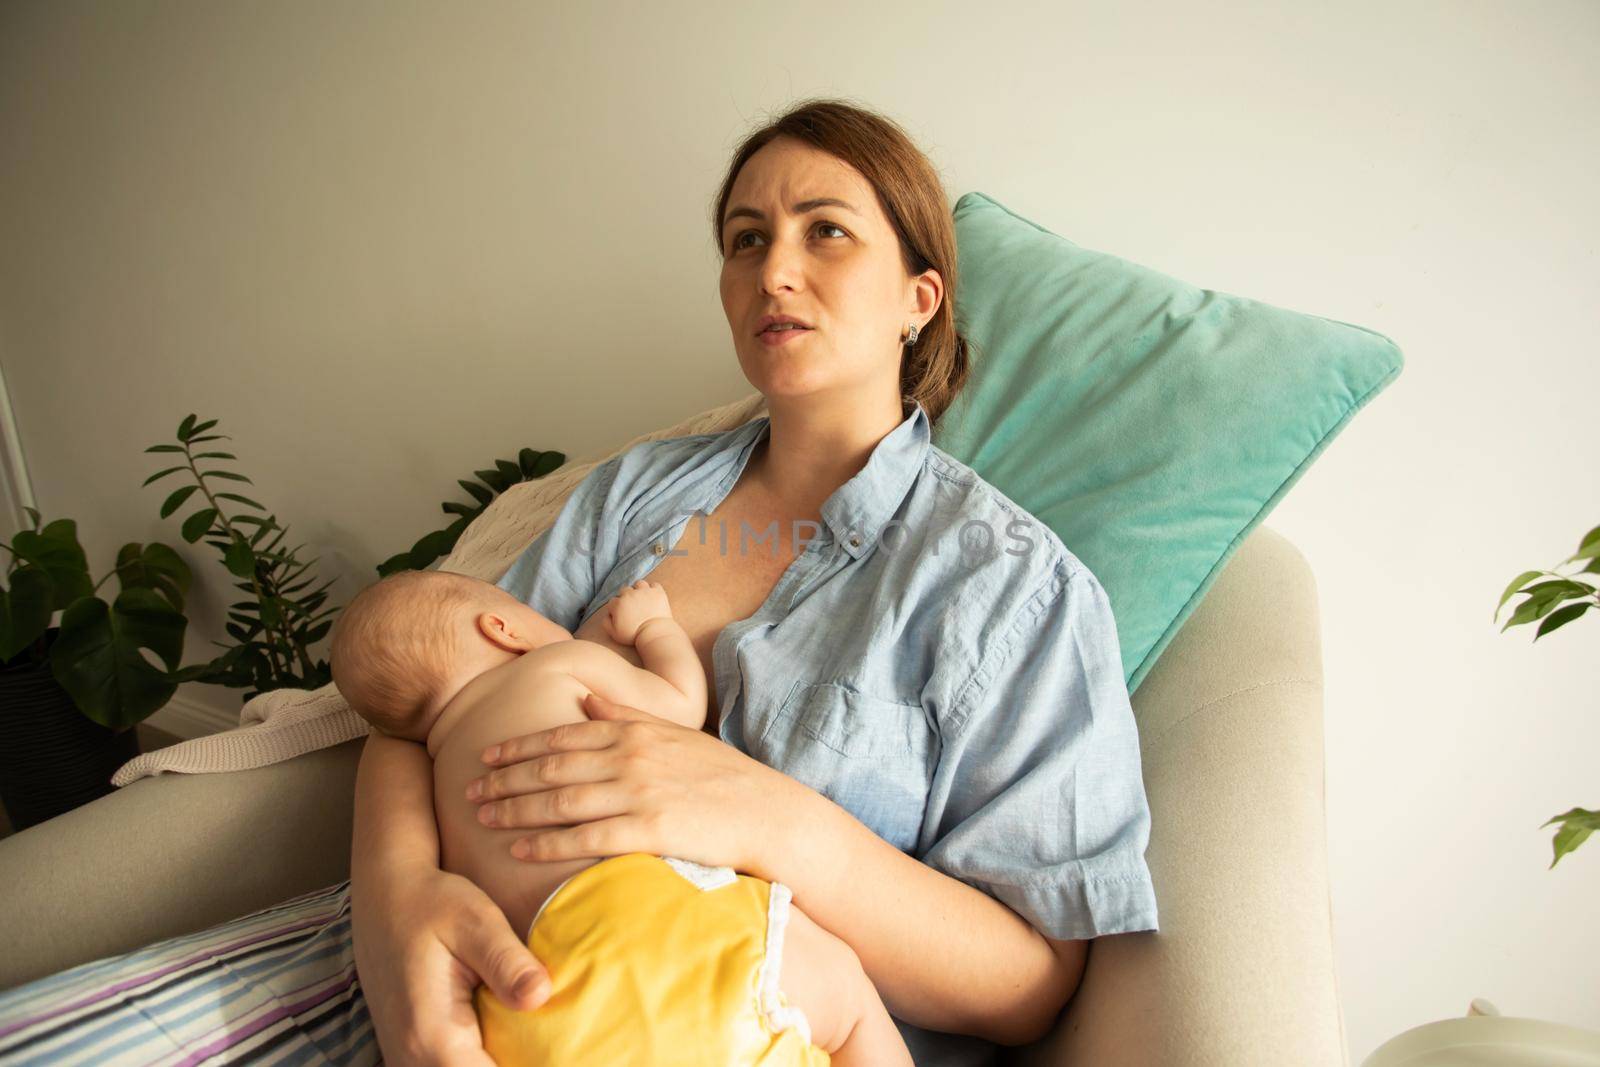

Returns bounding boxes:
[327,567,911,1066]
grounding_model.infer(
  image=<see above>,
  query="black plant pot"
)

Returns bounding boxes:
[0,629,142,832]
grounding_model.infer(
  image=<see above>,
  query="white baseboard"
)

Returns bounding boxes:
[144,692,239,739]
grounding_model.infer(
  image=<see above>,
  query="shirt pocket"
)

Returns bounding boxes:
[756,681,938,853]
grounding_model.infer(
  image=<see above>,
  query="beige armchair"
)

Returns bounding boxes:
[0,522,1345,1066]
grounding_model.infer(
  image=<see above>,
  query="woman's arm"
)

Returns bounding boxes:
[753,562,1151,1047]
[749,777,1081,1047]
[351,729,552,1067]
[469,694,1081,1047]
[351,728,440,878]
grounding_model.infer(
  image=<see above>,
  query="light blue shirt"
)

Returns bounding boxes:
[497,400,1159,1066]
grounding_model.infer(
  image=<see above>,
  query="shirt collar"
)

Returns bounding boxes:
[725,399,931,561]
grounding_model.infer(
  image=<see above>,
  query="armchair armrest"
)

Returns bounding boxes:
[0,738,363,991]
[1009,525,1348,1066]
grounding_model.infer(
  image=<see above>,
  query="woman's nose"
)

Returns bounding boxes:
[758,238,803,293]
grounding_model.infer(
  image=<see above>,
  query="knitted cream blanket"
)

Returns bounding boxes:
[110,393,768,788]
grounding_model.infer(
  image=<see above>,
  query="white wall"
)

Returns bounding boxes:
[1,1,1594,1060]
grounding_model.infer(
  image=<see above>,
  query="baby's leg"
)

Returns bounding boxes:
[777,899,912,1066]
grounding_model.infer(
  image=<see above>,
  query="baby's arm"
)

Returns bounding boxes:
[597,581,708,729]
[778,901,912,1065]
[632,616,707,713]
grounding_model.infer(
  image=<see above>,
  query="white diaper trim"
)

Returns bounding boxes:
[662,854,737,891]
[756,880,814,1045]
[525,870,581,941]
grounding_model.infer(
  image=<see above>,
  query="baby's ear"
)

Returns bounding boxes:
[476,609,531,652]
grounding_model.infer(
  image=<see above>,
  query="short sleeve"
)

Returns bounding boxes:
[495,455,623,630]
[920,560,1160,942]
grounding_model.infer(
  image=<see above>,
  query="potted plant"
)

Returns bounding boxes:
[1493,520,1599,867]
[0,509,192,830]
[377,445,566,576]
[143,413,341,697]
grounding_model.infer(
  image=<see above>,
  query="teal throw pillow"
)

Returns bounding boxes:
[933,190,1403,693]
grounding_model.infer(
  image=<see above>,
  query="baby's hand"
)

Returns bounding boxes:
[603,580,673,645]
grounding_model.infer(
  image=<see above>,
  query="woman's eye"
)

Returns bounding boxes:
[732,221,847,250]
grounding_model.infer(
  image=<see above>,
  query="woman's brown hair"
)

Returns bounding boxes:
[710,97,974,425]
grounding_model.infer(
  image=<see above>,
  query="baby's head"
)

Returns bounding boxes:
[328,569,570,744]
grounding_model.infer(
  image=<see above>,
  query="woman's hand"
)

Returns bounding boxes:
[465,692,796,877]
[352,862,552,1067]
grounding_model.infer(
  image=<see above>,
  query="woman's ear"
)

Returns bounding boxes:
[909,266,942,323]
[476,610,534,652]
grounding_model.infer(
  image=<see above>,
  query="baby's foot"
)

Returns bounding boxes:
[604,580,673,644]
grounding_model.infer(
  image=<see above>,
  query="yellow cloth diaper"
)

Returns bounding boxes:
[475,851,831,1066]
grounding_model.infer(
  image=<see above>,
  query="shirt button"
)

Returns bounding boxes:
[848,534,862,549]
[652,542,666,557]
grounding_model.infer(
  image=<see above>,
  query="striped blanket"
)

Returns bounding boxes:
[0,882,372,1066]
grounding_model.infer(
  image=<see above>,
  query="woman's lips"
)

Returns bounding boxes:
[758,327,812,347]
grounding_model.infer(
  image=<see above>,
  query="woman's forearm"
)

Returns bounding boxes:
[750,781,1076,1047]
[351,729,441,888]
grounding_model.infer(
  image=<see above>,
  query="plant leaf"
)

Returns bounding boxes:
[181,508,219,544]
[376,551,413,577]
[1501,592,1569,631]
[1514,580,1591,611]
[11,520,93,610]
[1542,807,1600,868]
[458,480,494,506]
[223,538,256,579]
[145,444,186,453]
[526,449,564,478]
[473,468,509,494]
[113,542,192,612]
[49,587,185,730]
[0,566,54,661]
[199,470,253,484]
[177,413,198,441]
[1569,524,1600,563]
[191,451,236,461]
[160,484,200,519]
[215,492,265,510]
[1495,570,1544,620]
[142,465,187,487]
[1532,602,1591,641]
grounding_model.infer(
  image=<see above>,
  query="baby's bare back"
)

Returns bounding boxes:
[431,625,642,941]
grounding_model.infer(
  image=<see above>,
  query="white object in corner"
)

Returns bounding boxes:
[0,358,37,538]
[1363,998,1600,1066]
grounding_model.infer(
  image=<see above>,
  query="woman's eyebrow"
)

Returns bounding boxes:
[724,197,860,224]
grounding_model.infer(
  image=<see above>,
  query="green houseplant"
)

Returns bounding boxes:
[377,445,566,576]
[1493,521,1599,868]
[0,507,193,829]
[144,413,341,698]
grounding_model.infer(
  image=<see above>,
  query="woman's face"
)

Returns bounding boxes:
[718,136,941,408]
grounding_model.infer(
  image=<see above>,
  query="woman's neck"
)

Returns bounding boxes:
[749,394,906,512]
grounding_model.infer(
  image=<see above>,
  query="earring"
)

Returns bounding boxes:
[903,322,920,346]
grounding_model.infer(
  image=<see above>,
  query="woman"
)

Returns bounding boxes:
[350,98,1159,1067]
